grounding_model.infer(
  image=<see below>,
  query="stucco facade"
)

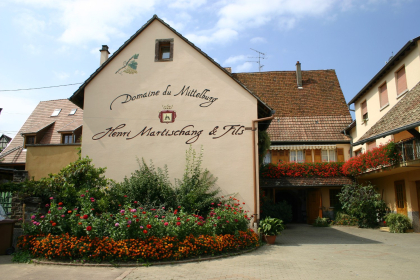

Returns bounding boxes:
[71,16,272,221]
[25,144,81,180]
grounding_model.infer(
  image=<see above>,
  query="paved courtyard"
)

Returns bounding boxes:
[1,224,419,280]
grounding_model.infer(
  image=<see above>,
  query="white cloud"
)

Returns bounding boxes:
[236,62,253,72]
[53,71,69,80]
[224,55,246,65]
[168,0,207,9]
[24,44,41,55]
[14,12,46,36]
[250,37,267,44]
[12,0,156,45]
[186,28,238,47]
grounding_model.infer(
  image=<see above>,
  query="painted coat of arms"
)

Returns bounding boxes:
[159,105,177,124]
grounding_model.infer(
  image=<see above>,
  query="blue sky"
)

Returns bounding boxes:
[1,0,419,138]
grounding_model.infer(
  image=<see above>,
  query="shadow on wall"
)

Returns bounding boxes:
[277,224,381,246]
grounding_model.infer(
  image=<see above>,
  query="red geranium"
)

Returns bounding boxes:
[58,202,63,206]
[86,226,92,231]
[83,214,88,219]
[176,222,181,226]
[143,230,148,234]
[52,223,57,227]
[146,224,152,229]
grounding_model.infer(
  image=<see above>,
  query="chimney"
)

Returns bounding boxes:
[296,61,303,89]
[224,67,232,73]
[100,45,110,66]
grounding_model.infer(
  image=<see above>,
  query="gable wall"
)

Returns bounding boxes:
[82,20,259,213]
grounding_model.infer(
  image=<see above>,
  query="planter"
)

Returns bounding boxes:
[264,235,276,245]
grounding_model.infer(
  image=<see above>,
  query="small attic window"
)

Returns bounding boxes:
[51,109,62,117]
[69,109,77,115]
[155,38,174,62]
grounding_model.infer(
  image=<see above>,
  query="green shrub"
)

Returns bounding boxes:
[331,212,358,226]
[174,146,220,216]
[385,213,412,233]
[260,196,293,223]
[313,217,330,227]
[258,217,284,236]
[338,183,389,228]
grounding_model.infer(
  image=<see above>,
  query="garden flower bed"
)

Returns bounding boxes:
[261,162,344,178]
[18,195,260,262]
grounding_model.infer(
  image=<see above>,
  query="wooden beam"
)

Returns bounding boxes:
[407,128,420,140]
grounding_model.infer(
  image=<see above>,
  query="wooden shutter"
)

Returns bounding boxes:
[379,83,388,108]
[361,101,367,116]
[396,66,407,95]
[279,150,289,162]
[314,149,321,163]
[337,148,344,162]
[305,150,312,162]
[367,141,376,151]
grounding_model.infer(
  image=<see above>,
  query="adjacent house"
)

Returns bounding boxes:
[0,99,83,180]
[0,134,12,151]
[69,15,273,225]
[346,36,420,232]
[234,64,353,223]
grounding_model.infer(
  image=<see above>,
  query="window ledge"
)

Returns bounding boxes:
[397,89,409,99]
[380,103,389,111]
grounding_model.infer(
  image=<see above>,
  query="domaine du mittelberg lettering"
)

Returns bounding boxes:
[92,124,245,144]
[109,85,218,110]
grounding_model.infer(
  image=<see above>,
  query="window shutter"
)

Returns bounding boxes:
[379,83,388,108]
[367,141,376,151]
[305,150,312,162]
[337,148,344,162]
[314,149,321,163]
[361,101,367,115]
[397,66,407,95]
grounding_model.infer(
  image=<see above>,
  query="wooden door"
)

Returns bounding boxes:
[394,180,407,216]
[307,189,322,224]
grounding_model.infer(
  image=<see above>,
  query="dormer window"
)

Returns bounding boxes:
[155,38,174,62]
[24,135,35,148]
[62,134,74,144]
[51,109,61,117]
[69,109,77,115]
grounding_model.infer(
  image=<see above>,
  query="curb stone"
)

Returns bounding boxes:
[30,246,261,267]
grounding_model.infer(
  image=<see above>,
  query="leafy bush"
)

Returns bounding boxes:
[174,146,220,215]
[313,217,330,227]
[23,196,250,241]
[108,159,177,212]
[260,196,292,223]
[338,183,389,228]
[331,212,358,226]
[385,213,412,233]
[258,217,284,236]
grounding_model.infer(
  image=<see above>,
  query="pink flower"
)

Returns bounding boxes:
[31,215,36,219]
[49,197,54,200]
[164,222,169,226]
[80,194,85,197]
[130,209,136,213]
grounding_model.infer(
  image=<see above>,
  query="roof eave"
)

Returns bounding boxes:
[353,121,420,146]
[348,36,420,105]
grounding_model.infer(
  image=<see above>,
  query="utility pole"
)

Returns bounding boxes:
[247,48,266,72]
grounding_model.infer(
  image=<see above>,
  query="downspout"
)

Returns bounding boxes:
[252,115,275,227]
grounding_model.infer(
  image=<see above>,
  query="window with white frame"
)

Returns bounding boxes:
[290,150,304,162]
[321,149,336,162]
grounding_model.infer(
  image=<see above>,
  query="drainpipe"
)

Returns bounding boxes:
[252,114,275,227]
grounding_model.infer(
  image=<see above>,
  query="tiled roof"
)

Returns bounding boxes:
[57,120,83,132]
[260,177,353,188]
[232,70,350,118]
[356,82,420,145]
[268,116,352,142]
[0,99,83,164]
[233,70,352,142]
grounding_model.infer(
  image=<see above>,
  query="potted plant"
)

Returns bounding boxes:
[258,217,284,244]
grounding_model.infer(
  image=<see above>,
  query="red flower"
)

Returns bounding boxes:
[146,224,152,229]
[143,230,148,234]
[52,222,57,226]
[58,202,63,206]
[174,209,178,215]
[136,219,139,222]
[176,222,181,226]
[177,217,181,220]
[86,226,92,231]
[68,210,72,214]
[142,211,146,214]
[83,214,88,219]
[127,225,130,228]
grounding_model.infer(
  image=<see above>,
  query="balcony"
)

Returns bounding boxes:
[397,138,420,163]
